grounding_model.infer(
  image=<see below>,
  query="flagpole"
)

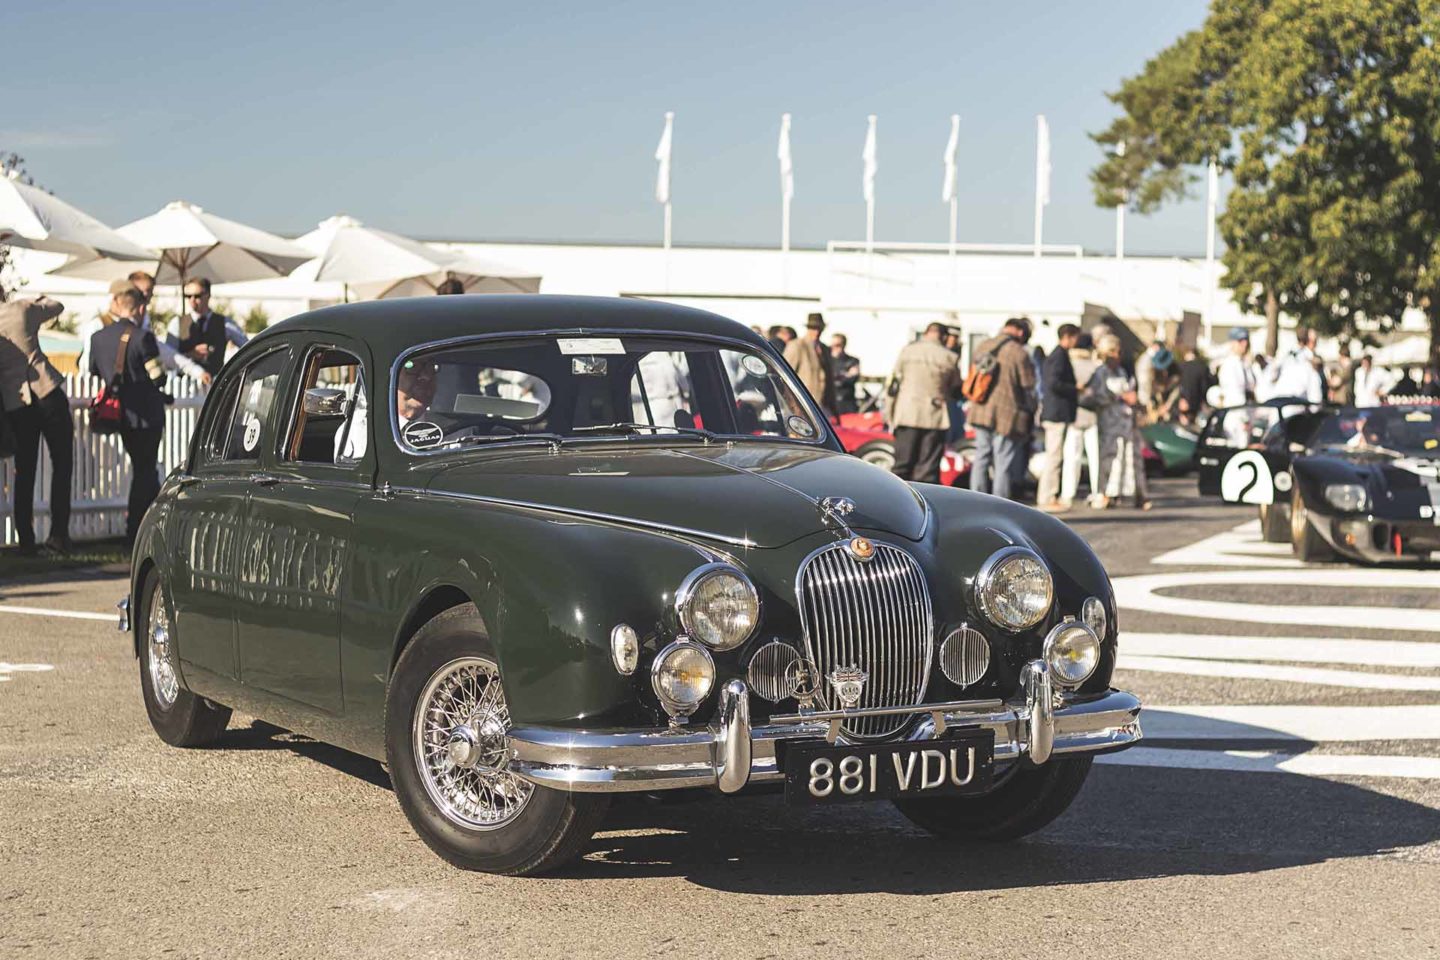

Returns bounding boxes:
[862,115,877,293]
[778,113,793,295]
[654,111,675,293]
[1203,156,1219,346]
[942,114,960,293]
[1033,115,1048,258]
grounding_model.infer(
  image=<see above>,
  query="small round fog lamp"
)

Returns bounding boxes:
[651,639,716,719]
[1043,621,1101,687]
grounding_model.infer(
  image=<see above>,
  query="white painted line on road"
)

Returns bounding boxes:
[1123,632,1440,668]
[1112,568,1440,632]
[1145,704,1440,742]
[1120,654,1440,691]
[0,605,113,622]
[1098,746,1440,780]
[0,662,55,682]
[1153,519,1304,568]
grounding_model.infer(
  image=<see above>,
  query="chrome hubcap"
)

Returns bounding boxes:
[147,590,179,709]
[413,657,533,830]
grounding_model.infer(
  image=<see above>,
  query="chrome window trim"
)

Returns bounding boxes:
[218,344,292,465]
[673,562,761,651]
[972,545,1054,632]
[279,342,367,469]
[387,328,835,458]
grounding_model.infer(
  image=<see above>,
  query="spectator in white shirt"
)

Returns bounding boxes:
[1353,355,1391,407]
[1264,326,1324,403]
[1216,327,1256,408]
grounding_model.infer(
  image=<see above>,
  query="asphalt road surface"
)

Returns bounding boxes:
[1,476,1436,959]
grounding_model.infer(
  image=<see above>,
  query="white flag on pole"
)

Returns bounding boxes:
[1036,114,1051,207]
[941,114,960,203]
[778,113,794,202]
[654,111,674,204]
[862,115,878,203]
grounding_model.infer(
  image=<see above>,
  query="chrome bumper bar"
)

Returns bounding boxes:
[508,659,1142,794]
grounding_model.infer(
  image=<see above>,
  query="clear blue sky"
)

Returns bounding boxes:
[10,0,1214,254]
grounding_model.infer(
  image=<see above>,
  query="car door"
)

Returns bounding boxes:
[166,344,291,687]
[234,338,371,714]
[1196,405,1280,496]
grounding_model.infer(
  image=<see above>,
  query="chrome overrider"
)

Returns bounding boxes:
[507,658,1142,794]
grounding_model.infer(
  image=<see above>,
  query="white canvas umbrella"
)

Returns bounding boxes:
[54,199,312,284]
[0,171,155,262]
[297,215,541,300]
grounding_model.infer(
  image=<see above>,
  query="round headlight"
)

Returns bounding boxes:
[651,639,716,718]
[675,563,760,651]
[610,623,639,675]
[974,547,1053,631]
[1325,483,1368,512]
[1081,596,1107,640]
[1044,621,1100,686]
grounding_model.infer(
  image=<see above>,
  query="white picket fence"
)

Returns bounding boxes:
[1,374,206,546]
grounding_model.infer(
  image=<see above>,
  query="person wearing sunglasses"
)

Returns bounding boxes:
[176,278,249,378]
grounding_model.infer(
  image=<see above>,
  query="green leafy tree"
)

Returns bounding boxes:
[1091,0,1440,359]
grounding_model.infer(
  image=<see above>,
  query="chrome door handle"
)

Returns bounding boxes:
[251,474,281,487]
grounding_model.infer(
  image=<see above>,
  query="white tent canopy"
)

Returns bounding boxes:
[54,200,312,284]
[297,215,541,299]
[0,172,155,262]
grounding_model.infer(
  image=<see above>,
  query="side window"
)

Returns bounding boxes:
[195,372,242,466]
[284,347,368,466]
[222,350,288,462]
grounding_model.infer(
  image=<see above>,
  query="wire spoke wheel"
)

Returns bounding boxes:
[147,588,179,709]
[412,657,533,830]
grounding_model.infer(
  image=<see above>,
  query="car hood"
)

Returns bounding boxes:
[426,442,929,548]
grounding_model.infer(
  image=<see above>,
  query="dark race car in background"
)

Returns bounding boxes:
[1213,403,1440,563]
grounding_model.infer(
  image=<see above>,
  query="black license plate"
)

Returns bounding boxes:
[782,733,995,805]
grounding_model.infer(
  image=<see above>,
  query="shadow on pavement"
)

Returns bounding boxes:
[569,763,1440,892]
[215,720,392,789]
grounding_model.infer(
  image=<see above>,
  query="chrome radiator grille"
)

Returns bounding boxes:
[796,541,934,739]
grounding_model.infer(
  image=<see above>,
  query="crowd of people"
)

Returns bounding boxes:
[877,315,1440,511]
[0,274,248,555]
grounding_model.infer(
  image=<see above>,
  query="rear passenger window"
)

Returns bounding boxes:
[223,350,288,462]
[285,347,367,465]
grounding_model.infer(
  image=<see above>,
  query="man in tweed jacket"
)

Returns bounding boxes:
[967,317,1036,501]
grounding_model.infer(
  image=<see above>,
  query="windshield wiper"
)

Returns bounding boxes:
[570,422,716,443]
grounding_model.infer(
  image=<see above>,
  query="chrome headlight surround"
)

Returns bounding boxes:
[650,639,716,719]
[973,546,1054,632]
[1043,620,1101,687]
[1324,483,1369,513]
[675,562,760,651]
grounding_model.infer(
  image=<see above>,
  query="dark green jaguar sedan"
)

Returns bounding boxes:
[119,295,1142,875]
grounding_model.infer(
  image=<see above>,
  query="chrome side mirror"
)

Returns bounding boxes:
[304,387,348,417]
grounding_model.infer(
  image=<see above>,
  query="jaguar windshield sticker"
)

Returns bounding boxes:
[741,355,769,377]
[787,415,817,439]
[557,337,625,355]
[402,420,444,449]
[242,417,261,452]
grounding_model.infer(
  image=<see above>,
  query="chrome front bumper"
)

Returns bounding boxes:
[508,659,1142,794]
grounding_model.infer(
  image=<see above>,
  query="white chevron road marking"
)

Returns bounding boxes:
[0,605,114,622]
[1099,747,1440,780]
[1122,632,1440,668]
[1142,704,1440,742]
[1120,654,1440,691]
[1111,568,1440,632]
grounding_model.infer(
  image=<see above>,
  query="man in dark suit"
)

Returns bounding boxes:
[176,277,248,378]
[89,288,167,546]
[1037,324,1081,511]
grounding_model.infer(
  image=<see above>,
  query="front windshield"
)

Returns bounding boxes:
[1314,406,1440,456]
[393,334,823,452]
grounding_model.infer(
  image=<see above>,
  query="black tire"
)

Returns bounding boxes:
[893,756,1093,842]
[855,439,895,471]
[137,572,232,747]
[1290,485,1336,562]
[385,603,609,876]
[1259,501,1290,543]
